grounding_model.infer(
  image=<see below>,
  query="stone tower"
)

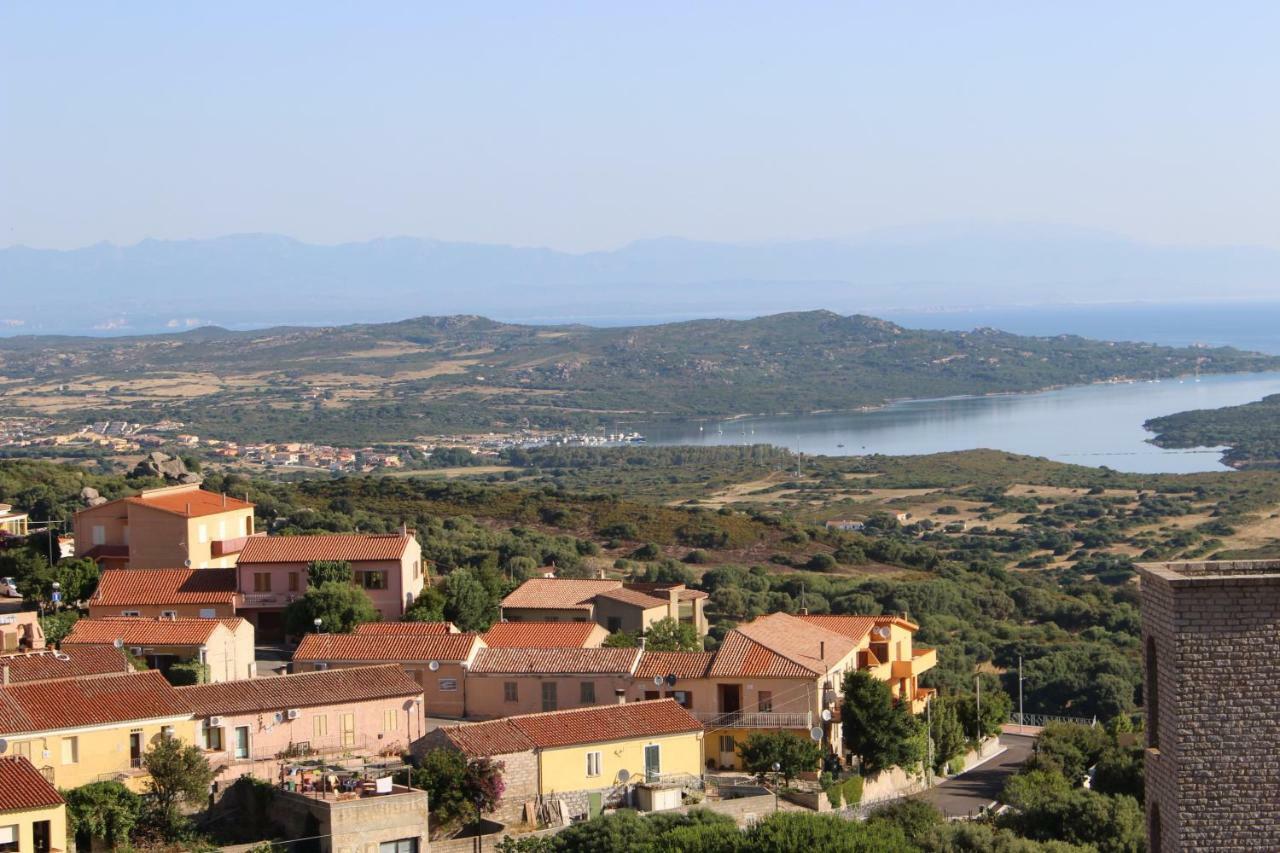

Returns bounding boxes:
[1138,560,1280,852]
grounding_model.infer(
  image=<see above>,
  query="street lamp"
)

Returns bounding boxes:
[313,618,323,634]
[772,762,781,813]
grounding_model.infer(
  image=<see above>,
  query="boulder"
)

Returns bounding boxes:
[132,452,200,484]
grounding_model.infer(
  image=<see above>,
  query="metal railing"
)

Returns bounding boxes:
[240,592,301,607]
[694,711,812,729]
[1010,713,1096,728]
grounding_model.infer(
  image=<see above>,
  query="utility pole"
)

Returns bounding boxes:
[1018,655,1025,730]
[974,673,982,748]
[925,695,933,783]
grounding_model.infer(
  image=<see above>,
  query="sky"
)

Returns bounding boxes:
[3,2,1279,253]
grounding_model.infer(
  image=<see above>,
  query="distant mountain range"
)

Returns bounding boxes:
[4,224,1280,335]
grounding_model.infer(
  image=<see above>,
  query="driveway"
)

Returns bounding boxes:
[919,733,1036,818]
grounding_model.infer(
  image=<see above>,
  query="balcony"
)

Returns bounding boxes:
[212,531,265,558]
[240,592,301,608]
[693,711,812,729]
[891,647,938,679]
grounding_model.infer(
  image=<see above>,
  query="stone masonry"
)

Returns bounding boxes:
[1138,560,1280,852]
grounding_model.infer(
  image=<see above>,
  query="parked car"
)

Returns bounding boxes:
[0,577,18,597]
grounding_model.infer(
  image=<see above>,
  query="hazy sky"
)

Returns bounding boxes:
[3,2,1278,252]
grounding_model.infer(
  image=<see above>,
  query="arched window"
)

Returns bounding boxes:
[1146,635,1160,749]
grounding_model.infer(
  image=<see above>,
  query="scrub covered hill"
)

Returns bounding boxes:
[1,310,1276,444]
[1146,393,1280,468]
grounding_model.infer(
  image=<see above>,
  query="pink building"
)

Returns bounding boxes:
[178,664,425,782]
[236,533,425,639]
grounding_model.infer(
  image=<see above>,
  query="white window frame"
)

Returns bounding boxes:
[121,610,141,617]
[199,608,216,618]
[61,736,79,765]
[586,751,602,777]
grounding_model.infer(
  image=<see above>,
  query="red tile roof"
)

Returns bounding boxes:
[293,632,480,663]
[441,699,701,756]
[708,631,818,679]
[481,622,603,649]
[92,568,238,606]
[635,651,715,680]
[794,615,878,642]
[354,622,457,636]
[470,647,640,675]
[500,579,621,611]
[239,533,415,564]
[178,664,421,716]
[0,756,65,811]
[721,612,859,676]
[0,646,132,684]
[0,670,189,735]
[594,587,669,609]
[62,617,243,647]
[126,487,253,518]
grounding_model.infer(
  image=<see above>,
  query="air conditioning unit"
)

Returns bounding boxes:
[130,647,143,656]
[208,716,224,728]
[286,709,300,720]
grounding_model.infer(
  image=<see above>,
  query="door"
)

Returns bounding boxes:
[341,713,355,747]
[718,734,737,769]
[129,731,143,768]
[541,682,558,712]
[718,684,742,722]
[234,726,250,759]
[32,820,51,853]
[644,744,661,782]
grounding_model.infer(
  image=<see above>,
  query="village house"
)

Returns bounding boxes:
[353,621,459,636]
[0,611,44,653]
[420,699,704,824]
[823,519,865,532]
[480,621,609,649]
[1,645,134,685]
[465,647,642,719]
[0,503,29,537]
[292,632,483,719]
[236,532,425,639]
[177,664,424,782]
[0,670,197,790]
[62,617,256,682]
[73,483,256,570]
[624,612,936,770]
[88,567,241,619]
[500,578,708,637]
[0,756,67,853]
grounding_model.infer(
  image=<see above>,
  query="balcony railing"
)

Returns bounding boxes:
[693,711,812,729]
[240,592,301,608]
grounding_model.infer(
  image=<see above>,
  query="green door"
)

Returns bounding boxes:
[644,744,660,781]
[587,791,603,818]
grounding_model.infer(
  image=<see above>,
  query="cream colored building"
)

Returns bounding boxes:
[0,756,67,853]
[74,483,256,570]
[62,616,256,682]
[500,578,708,637]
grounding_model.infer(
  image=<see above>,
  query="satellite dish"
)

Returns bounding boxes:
[809,727,824,742]
[54,652,71,662]
[113,638,125,649]
[652,675,663,686]
[874,626,891,639]
[0,738,8,754]
[821,709,832,722]
[616,769,631,784]
[664,674,678,687]
[428,660,440,672]
[183,559,192,568]
[403,699,417,711]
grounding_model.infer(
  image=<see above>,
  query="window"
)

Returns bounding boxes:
[130,731,143,767]
[162,725,175,739]
[0,824,18,853]
[439,678,458,691]
[413,560,421,578]
[586,751,602,777]
[161,610,177,619]
[607,617,622,633]
[542,682,558,712]
[61,736,79,764]
[673,690,692,709]
[644,744,661,780]
[199,608,216,618]
[314,662,328,671]
[204,722,224,751]
[243,517,252,536]
[314,715,328,738]
[13,741,32,761]
[92,525,105,546]
[234,726,250,759]
[719,735,736,753]
[121,610,140,617]
[504,682,519,703]
[254,573,271,592]
[379,840,418,853]
[758,691,773,713]
[288,572,299,592]
[580,681,596,705]
[198,524,208,544]
[384,709,398,731]
[341,713,355,747]
[362,571,386,590]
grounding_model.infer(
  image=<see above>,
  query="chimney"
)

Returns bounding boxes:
[222,493,227,507]
[638,635,647,650]
[819,640,825,660]
[799,606,809,616]
[186,502,191,515]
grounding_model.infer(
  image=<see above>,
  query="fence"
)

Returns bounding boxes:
[1010,713,1096,728]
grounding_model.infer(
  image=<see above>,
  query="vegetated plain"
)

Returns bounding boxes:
[8,444,1280,726]
[1,310,1277,444]
[1146,393,1280,468]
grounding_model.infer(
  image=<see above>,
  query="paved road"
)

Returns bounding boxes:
[920,733,1035,818]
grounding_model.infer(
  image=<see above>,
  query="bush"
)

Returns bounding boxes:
[842,774,863,806]
[164,660,210,686]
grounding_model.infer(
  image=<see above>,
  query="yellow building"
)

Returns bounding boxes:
[74,483,255,570]
[0,670,197,791]
[0,756,67,853]
[422,699,704,823]
[0,504,28,537]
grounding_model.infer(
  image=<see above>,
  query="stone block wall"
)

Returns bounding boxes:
[1139,562,1280,852]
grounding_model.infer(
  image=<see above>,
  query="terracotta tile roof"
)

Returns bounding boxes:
[719,612,859,676]
[677,588,709,601]
[500,578,621,611]
[441,699,701,756]
[635,651,715,679]
[178,664,421,716]
[62,617,242,647]
[92,567,238,606]
[708,632,818,679]
[293,632,481,663]
[126,487,253,518]
[470,647,640,675]
[0,670,189,735]
[354,622,458,636]
[594,587,669,609]
[239,533,414,564]
[0,646,132,684]
[0,756,65,810]
[481,622,603,649]
[794,615,878,642]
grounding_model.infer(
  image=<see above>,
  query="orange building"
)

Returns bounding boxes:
[88,567,241,620]
[74,484,256,570]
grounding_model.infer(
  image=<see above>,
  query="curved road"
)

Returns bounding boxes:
[920,733,1036,819]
